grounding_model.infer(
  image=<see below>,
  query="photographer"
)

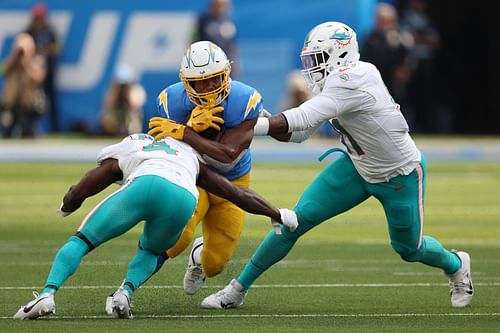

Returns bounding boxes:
[1,33,46,138]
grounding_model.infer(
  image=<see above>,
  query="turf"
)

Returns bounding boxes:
[0,161,499,332]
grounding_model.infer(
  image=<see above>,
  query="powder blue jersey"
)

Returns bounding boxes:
[156,80,263,180]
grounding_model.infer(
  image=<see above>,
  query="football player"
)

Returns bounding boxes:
[201,21,473,309]
[13,134,298,320]
[143,41,265,297]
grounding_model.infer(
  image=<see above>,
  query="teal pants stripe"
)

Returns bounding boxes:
[238,152,460,289]
[43,175,196,295]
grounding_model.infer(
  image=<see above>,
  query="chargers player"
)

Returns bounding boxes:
[136,41,265,297]
[201,22,473,309]
[13,134,298,320]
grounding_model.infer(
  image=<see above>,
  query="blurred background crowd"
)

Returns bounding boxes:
[0,0,497,138]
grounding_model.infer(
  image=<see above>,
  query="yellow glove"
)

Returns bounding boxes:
[186,105,225,133]
[148,117,186,141]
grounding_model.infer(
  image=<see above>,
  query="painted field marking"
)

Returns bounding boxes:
[1,312,500,320]
[2,282,500,290]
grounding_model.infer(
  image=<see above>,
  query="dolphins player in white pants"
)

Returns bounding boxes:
[13,134,297,320]
[202,21,473,309]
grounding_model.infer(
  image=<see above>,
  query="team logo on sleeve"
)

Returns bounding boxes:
[158,90,169,117]
[244,91,262,118]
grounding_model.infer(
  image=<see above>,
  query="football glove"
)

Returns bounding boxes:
[186,105,225,133]
[148,117,186,141]
[272,208,298,234]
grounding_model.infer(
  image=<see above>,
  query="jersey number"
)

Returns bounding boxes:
[142,142,178,155]
[330,118,365,156]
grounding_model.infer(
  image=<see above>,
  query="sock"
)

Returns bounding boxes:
[123,248,159,297]
[191,236,203,265]
[192,245,202,265]
[238,229,298,290]
[412,236,462,275]
[43,236,90,294]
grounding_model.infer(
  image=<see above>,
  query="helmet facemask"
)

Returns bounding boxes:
[179,41,232,107]
[180,63,231,107]
[301,50,330,91]
[300,22,360,93]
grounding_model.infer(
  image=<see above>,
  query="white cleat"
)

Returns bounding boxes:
[110,288,133,319]
[183,237,206,295]
[13,291,55,320]
[201,279,247,309]
[105,293,114,316]
[447,251,473,307]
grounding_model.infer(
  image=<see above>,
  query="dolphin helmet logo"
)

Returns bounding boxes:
[330,27,352,46]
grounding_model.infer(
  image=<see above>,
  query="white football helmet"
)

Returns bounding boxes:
[301,22,360,92]
[180,41,231,106]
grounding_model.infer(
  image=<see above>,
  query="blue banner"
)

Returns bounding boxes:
[0,0,375,134]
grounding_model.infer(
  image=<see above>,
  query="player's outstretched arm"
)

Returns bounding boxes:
[197,163,298,232]
[59,159,123,216]
[255,113,292,142]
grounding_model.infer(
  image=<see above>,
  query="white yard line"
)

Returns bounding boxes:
[2,282,500,290]
[1,313,499,320]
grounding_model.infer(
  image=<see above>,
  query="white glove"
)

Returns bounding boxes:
[56,203,72,217]
[272,208,298,234]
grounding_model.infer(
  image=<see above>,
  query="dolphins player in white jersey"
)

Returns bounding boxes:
[202,21,473,309]
[13,134,297,320]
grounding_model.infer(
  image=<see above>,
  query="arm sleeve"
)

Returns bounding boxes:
[288,124,322,143]
[283,87,374,132]
[282,93,340,132]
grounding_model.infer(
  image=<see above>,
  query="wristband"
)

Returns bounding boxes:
[254,117,270,136]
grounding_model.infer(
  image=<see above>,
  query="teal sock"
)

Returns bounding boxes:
[415,236,461,274]
[44,236,89,294]
[123,248,159,297]
[238,229,299,289]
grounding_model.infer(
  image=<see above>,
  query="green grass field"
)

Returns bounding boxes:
[0,161,499,332]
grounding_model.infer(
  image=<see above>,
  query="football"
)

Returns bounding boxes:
[197,110,224,140]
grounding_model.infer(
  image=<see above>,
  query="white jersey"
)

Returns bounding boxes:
[96,134,200,199]
[283,61,421,183]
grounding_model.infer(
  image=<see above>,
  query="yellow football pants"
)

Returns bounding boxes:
[166,173,250,277]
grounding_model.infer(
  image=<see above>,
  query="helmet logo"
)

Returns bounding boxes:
[330,27,352,46]
[208,42,217,63]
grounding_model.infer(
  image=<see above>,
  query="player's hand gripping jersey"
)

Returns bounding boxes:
[156,80,263,180]
[97,133,200,199]
[283,61,421,183]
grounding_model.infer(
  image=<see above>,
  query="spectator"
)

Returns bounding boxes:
[193,0,240,76]
[280,70,314,111]
[100,63,146,136]
[25,2,60,133]
[362,2,415,127]
[1,33,46,138]
[400,0,442,133]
